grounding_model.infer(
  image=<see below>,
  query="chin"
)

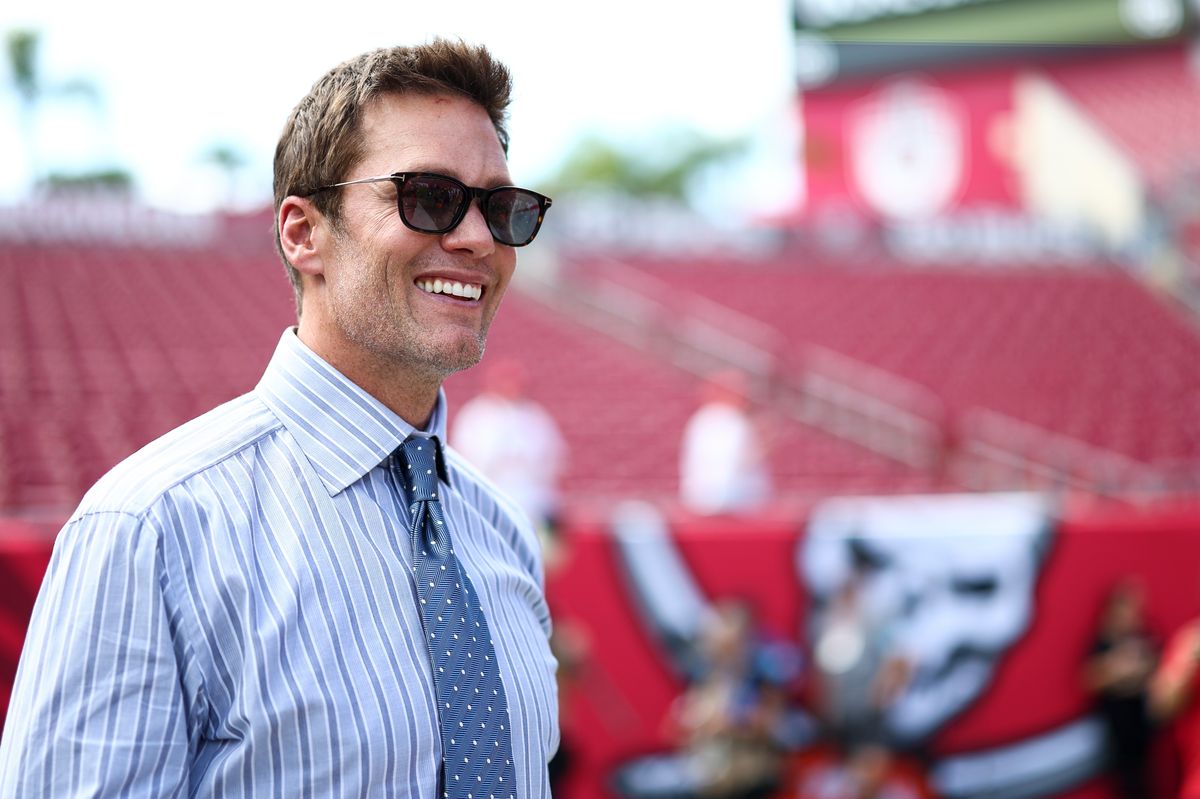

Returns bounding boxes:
[425,336,487,377]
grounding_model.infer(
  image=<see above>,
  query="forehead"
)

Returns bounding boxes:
[356,92,510,183]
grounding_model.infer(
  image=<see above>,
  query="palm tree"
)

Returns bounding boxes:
[544,129,747,204]
[6,28,111,193]
[201,143,249,210]
[8,30,41,182]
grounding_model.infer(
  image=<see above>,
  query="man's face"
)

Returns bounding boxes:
[308,92,517,383]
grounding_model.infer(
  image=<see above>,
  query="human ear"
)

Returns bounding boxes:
[278,196,325,278]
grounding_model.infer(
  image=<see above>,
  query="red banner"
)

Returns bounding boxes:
[3,499,1199,797]
[800,65,1023,222]
[547,497,1200,799]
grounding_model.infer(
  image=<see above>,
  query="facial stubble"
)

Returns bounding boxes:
[330,232,496,385]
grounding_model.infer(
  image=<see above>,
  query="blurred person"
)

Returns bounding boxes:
[547,620,589,797]
[1083,578,1159,799]
[801,557,915,799]
[679,370,771,516]
[801,495,1051,748]
[810,559,912,748]
[667,599,791,799]
[0,40,560,796]
[452,357,567,550]
[794,744,921,799]
[1150,603,1200,798]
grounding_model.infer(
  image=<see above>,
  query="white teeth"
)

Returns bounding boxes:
[418,279,482,301]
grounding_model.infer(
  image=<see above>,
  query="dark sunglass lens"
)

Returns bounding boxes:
[486,189,543,246]
[402,176,466,232]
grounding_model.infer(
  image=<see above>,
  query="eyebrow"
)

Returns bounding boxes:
[399,166,515,188]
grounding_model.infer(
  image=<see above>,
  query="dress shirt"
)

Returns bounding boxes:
[0,328,559,798]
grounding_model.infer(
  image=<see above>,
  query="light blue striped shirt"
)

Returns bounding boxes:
[0,329,558,797]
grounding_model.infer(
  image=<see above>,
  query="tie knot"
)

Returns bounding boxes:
[397,435,444,503]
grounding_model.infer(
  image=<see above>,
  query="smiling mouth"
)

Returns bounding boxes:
[416,278,483,301]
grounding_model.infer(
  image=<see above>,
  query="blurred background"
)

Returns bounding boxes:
[3,0,1200,797]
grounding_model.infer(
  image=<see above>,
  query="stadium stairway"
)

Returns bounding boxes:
[541,250,1200,502]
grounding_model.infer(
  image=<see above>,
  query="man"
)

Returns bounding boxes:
[1150,612,1200,797]
[1084,579,1157,799]
[451,358,566,543]
[678,369,771,516]
[0,40,558,797]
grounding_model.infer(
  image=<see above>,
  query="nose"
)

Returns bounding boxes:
[441,199,496,259]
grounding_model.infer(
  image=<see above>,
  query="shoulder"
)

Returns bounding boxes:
[684,404,747,445]
[451,395,508,437]
[520,402,563,439]
[687,403,737,428]
[455,394,500,417]
[1158,620,1200,679]
[73,392,283,521]
[444,446,542,574]
[1168,620,1200,652]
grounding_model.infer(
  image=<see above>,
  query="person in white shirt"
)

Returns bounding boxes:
[453,357,567,539]
[679,369,771,515]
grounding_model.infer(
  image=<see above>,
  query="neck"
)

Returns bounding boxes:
[295,323,442,430]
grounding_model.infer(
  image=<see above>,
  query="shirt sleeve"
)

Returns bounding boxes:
[0,510,192,797]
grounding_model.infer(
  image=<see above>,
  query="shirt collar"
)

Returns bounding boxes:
[255,328,448,496]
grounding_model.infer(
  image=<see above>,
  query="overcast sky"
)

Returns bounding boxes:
[0,1,800,214]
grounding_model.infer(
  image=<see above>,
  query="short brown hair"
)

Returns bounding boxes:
[273,39,513,315]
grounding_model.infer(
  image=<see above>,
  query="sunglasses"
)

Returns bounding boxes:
[304,172,552,247]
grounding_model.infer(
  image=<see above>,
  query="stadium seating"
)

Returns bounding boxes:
[589,254,1200,469]
[447,274,942,516]
[0,242,292,513]
[3,227,1199,522]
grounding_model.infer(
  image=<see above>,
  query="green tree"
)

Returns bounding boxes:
[6,28,115,191]
[40,169,133,193]
[543,129,746,206]
[201,142,249,210]
[8,30,41,179]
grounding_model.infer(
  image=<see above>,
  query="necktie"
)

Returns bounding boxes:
[397,435,517,799]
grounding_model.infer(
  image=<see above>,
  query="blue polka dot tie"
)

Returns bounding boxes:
[397,435,517,799]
